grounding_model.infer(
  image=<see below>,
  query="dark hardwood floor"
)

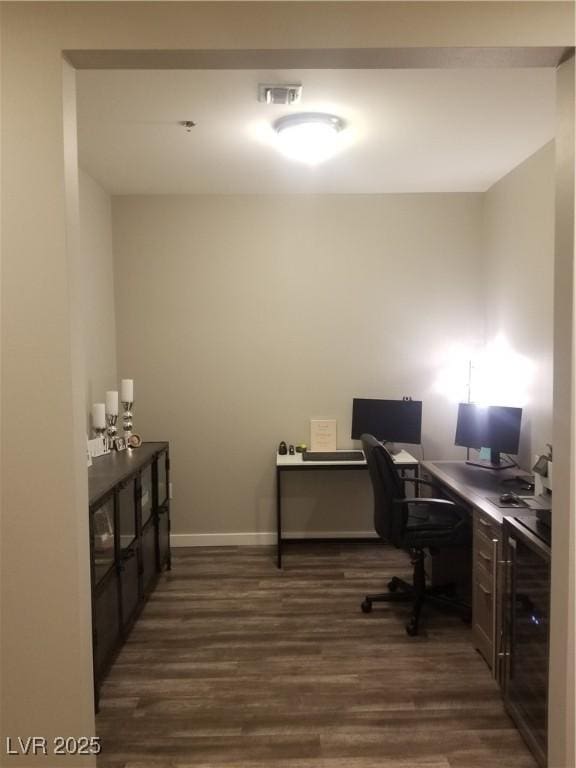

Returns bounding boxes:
[97,543,537,768]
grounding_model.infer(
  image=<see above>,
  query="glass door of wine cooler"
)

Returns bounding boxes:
[503,519,551,768]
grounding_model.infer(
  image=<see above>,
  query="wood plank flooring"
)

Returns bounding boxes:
[96,543,537,768]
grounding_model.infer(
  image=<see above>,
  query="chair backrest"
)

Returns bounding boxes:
[361,434,406,544]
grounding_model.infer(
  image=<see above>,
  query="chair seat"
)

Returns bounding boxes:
[406,504,458,530]
[404,503,466,547]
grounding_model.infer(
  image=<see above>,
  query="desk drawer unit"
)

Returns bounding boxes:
[473,510,503,681]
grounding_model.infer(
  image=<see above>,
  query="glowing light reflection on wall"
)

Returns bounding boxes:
[435,335,534,407]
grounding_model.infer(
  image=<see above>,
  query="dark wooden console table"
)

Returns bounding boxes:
[88,441,171,707]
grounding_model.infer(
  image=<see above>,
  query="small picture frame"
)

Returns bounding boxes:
[114,436,127,452]
[128,433,142,448]
[532,454,549,477]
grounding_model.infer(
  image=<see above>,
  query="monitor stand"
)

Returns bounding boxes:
[466,449,515,471]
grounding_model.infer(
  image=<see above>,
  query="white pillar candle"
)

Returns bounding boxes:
[92,403,106,429]
[105,390,119,415]
[121,379,133,403]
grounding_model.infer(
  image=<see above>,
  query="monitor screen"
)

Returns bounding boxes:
[351,398,422,444]
[455,403,522,455]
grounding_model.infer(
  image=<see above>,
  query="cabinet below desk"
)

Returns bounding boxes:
[472,508,504,682]
[421,460,535,684]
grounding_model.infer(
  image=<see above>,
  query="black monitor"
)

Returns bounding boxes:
[351,398,422,445]
[455,402,522,469]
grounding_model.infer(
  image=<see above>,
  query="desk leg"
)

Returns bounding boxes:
[400,466,418,497]
[276,467,282,569]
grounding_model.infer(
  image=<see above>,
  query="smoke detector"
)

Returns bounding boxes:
[258,84,302,105]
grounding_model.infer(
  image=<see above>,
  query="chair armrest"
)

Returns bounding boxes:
[396,497,456,507]
[395,496,469,525]
[400,476,440,491]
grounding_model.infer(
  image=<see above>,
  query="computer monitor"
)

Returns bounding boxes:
[351,398,422,445]
[455,403,522,469]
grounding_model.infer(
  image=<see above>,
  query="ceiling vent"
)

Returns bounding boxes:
[258,84,302,105]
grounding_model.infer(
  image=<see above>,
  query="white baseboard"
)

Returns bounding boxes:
[170,531,378,547]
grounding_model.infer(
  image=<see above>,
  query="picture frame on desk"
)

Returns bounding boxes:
[87,435,109,459]
[128,433,143,448]
[310,419,337,452]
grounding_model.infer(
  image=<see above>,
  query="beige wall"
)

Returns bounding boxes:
[482,142,555,467]
[1,2,573,766]
[113,193,484,538]
[1,50,96,764]
[79,169,118,430]
[549,55,575,768]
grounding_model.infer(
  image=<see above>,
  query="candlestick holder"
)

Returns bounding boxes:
[121,401,133,439]
[105,413,118,451]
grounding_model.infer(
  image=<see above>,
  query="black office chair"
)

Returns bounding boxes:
[361,434,471,636]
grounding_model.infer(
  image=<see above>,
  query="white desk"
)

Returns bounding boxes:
[276,448,417,469]
[275,448,419,567]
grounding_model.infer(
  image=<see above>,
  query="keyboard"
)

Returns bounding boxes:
[302,451,365,462]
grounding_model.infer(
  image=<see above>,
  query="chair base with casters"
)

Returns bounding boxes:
[360,547,471,636]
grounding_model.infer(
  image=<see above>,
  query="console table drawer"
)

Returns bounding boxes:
[93,571,121,686]
[141,518,157,595]
[120,546,140,628]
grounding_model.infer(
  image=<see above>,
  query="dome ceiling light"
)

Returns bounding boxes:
[273,113,346,165]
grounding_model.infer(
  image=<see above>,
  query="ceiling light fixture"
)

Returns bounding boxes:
[273,113,346,165]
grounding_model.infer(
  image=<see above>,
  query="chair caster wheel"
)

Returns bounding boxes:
[406,618,419,636]
[387,578,399,593]
[361,599,373,614]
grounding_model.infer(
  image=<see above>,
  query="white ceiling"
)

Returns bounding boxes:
[77,68,555,195]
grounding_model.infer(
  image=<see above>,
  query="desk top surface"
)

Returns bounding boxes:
[421,460,547,525]
[277,448,418,468]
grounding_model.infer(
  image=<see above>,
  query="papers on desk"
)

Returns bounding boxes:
[310,419,337,452]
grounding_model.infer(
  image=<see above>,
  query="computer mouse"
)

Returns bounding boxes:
[500,493,517,504]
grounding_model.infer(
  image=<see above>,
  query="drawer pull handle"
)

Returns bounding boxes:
[491,538,498,678]
[479,584,492,596]
[478,552,491,563]
[478,518,491,528]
